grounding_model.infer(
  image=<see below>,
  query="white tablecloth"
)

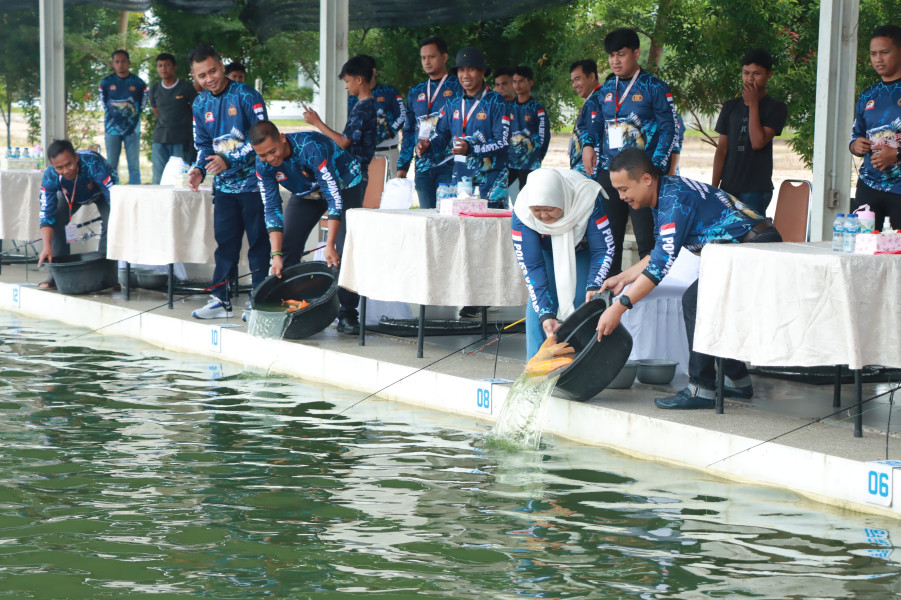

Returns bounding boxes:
[0,169,99,240]
[621,251,700,374]
[694,242,901,370]
[339,209,529,306]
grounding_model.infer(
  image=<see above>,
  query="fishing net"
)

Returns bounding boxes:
[367,317,526,338]
[748,365,901,385]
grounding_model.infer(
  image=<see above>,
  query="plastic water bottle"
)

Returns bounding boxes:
[13,147,20,158]
[4,147,10,158]
[843,214,860,253]
[832,213,845,252]
[22,148,29,159]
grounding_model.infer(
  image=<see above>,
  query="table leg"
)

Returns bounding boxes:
[481,307,488,339]
[124,262,131,301]
[417,305,425,359]
[359,296,366,346]
[167,264,174,309]
[0,239,4,275]
[715,357,725,414]
[854,369,863,438]
[833,365,842,408]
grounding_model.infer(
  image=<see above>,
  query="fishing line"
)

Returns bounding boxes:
[331,317,526,421]
[707,382,901,468]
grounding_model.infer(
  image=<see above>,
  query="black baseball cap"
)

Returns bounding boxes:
[455,47,488,71]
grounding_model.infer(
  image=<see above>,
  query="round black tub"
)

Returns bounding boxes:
[251,261,339,339]
[48,252,118,295]
[553,295,633,402]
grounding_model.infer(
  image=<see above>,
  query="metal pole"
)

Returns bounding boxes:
[319,0,348,130]
[833,364,842,408]
[358,296,366,346]
[39,0,66,150]
[715,357,725,414]
[810,0,859,241]
[417,305,425,359]
[854,368,863,438]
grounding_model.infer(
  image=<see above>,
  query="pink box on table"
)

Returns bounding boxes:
[439,198,488,216]
[855,231,901,254]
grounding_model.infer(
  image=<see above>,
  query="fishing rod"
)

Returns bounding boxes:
[707,381,901,468]
[61,244,328,342]
[330,317,526,421]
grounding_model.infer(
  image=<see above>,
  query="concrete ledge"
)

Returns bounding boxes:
[2,279,899,519]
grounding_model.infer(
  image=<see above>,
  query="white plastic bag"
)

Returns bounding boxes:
[380,178,414,209]
[160,156,186,187]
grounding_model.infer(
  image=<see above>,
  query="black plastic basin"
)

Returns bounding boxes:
[48,252,117,295]
[251,261,339,339]
[553,295,633,402]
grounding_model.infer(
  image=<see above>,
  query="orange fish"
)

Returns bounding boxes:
[285,300,310,313]
[523,335,574,376]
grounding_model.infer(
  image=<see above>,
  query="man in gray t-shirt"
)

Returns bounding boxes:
[148,52,198,184]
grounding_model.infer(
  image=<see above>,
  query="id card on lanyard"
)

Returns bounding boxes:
[455,88,485,162]
[61,173,79,243]
[609,70,640,150]
[419,75,449,140]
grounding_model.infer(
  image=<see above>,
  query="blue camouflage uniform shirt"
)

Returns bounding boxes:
[850,78,901,194]
[429,86,510,204]
[512,193,615,321]
[509,97,550,171]
[98,73,147,136]
[397,74,462,172]
[192,80,268,194]
[349,83,406,146]
[256,132,363,232]
[343,97,378,169]
[644,176,765,284]
[39,151,118,227]
[595,69,679,173]
[569,84,603,176]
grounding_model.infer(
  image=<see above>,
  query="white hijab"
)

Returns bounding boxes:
[513,168,606,320]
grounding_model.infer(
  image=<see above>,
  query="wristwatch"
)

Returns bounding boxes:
[619,295,634,310]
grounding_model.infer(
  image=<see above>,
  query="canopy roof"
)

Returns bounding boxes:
[1,0,571,39]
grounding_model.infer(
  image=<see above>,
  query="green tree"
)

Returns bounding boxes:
[0,9,40,148]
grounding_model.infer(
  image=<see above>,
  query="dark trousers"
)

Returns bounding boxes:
[282,194,328,267]
[854,181,901,230]
[336,179,367,318]
[50,192,110,259]
[597,169,656,275]
[508,168,531,191]
[211,189,270,303]
[414,161,454,209]
[682,226,783,389]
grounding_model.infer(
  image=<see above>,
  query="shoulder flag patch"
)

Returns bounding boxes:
[512,230,522,242]
[660,222,676,236]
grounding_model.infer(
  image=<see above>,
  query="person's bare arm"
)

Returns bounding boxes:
[304,107,351,150]
[712,134,727,187]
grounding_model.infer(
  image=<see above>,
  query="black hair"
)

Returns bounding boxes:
[47,139,76,161]
[225,62,246,75]
[112,49,129,61]
[604,28,641,53]
[494,67,515,79]
[420,36,449,55]
[872,24,901,49]
[740,48,774,71]
[357,54,377,69]
[248,120,281,147]
[569,59,598,77]
[338,55,374,82]
[156,52,176,66]
[609,147,660,180]
[513,65,534,80]
[188,44,220,66]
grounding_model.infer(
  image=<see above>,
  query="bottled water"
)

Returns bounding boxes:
[4,147,10,158]
[13,147,20,158]
[22,148,29,158]
[832,213,845,252]
[843,214,860,253]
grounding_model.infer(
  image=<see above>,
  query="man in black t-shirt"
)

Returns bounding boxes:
[148,53,198,184]
[712,48,788,214]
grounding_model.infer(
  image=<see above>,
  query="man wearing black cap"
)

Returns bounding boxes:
[417,46,510,209]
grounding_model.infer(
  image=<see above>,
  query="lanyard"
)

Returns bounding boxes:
[59,172,78,216]
[461,87,486,129]
[426,74,448,112]
[614,69,640,123]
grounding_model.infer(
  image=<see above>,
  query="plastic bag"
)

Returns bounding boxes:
[160,156,187,187]
[380,178,414,209]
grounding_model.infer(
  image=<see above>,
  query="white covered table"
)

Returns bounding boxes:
[0,169,100,270]
[694,241,901,433]
[339,208,529,356]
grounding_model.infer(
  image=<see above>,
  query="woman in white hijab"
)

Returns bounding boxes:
[512,168,616,359]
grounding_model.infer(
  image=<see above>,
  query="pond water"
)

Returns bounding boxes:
[0,313,898,599]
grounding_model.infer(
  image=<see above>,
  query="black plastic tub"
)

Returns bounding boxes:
[251,262,339,339]
[553,295,633,402]
[48,252,118,295]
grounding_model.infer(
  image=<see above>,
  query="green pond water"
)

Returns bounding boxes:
[0,312,899,599]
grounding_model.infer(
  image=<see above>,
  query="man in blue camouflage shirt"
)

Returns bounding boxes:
[187,45,270,319]
[595,148,782,410]
[418,46,510,208]
[508,66,550,192]
[37,139,118,289]
[397,36,461,209]
[850,24,901,230]
[568,59,603,181]
[99,49,146,184]
[350,55,406,179]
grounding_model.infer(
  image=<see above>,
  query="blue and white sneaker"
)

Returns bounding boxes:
[192,296,234,320]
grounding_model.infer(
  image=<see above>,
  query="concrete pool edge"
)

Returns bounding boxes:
[3,280,898,520]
